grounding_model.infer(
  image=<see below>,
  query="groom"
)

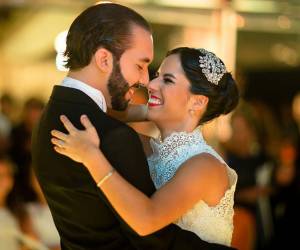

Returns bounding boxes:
[32,3,235,250]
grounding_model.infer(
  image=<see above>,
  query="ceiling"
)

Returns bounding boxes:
[0,0,299,70]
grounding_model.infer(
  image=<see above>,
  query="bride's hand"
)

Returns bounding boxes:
[51,115,100,164]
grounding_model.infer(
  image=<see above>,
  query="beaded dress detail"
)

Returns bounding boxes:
[147,129,237,246]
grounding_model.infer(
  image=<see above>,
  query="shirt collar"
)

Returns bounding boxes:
[61,77,107,112]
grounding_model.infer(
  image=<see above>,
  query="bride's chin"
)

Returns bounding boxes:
[147,110,160,123]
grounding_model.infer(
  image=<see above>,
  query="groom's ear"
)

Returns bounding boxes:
[94,48,113,73]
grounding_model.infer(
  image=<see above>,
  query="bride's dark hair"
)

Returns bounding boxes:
[166,47,239,124]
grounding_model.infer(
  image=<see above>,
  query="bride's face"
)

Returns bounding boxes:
[147,54,192,126]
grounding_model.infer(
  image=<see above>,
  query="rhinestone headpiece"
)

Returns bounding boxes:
[198,48,227,86]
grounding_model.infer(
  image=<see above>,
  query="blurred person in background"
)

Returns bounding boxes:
[0,93,14,154]
[0,155,48,250]
[25,167,60,250]
[0,111,11,154]
[10,97,44,202]
[222,104,275,250]
[0,93,16,125]
[248,101,282,160]
[0,155,24,250]
[270,103,300,249]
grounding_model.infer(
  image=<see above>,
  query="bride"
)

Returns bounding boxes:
[51,47,239,246]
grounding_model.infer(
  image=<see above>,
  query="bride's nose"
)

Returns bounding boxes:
[148,78,159,93]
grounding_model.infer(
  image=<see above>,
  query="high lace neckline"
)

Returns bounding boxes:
[150,128,205,157]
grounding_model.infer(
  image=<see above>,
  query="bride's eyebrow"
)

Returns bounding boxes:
[163,73,176,79]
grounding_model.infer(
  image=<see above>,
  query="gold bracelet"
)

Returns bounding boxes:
[96,169,115,187]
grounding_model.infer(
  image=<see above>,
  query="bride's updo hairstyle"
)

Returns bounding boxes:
[166,47,239,124]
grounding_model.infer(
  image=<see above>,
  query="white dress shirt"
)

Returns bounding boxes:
[61,77,107,112]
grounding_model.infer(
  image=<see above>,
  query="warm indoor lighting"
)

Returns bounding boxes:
[54,30,68,72]
[236,14,245,28]
[94,1,113,5]
[277,15,291,29]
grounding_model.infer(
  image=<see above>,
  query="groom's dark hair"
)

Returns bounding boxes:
[64,3,151,70]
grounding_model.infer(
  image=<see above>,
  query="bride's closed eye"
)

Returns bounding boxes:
[162,73,176,84]
[163,77,174,84]
[151,72,175,84]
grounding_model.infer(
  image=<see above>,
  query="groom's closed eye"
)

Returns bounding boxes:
[130,83,143,90]
[137,65,143,71]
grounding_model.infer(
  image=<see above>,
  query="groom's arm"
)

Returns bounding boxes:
[99,126,176,249]
[101,126,155,196]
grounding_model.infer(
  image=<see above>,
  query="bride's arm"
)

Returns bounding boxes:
[107,104,148,122]
[51,115,228,236]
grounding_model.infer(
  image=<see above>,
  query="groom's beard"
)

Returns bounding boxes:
[108,62,131,111]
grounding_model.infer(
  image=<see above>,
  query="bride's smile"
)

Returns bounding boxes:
[147,95,163,107]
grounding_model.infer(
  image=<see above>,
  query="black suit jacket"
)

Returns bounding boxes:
[32,86,235,250]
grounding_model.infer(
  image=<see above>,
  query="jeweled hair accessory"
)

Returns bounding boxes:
[198,48,227,86]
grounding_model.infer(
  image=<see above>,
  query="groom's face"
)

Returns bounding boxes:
[108,24,153,111]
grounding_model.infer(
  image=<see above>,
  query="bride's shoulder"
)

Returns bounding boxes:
[180,153,229,206]
[185,152,226,170]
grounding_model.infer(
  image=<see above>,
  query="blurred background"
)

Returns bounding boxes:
[0,0,299,249]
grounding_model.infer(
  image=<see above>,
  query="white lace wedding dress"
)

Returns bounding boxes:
[147,128,237,246]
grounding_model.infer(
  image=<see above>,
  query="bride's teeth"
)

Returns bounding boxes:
[148,98,162,105]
